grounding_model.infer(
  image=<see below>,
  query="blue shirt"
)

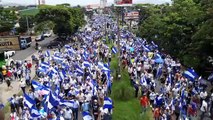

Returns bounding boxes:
[82,102,90,112]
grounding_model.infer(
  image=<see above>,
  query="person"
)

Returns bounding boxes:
[20,79,26,94]
[6,77,13,90]
[174,101,180,120]
[92,99,100,120]
[82,100,90,112]
[134,82,139,98]
[63,107,73,120]
[35,42,39,50]
[72,98,79,120]
[140,94,149,115]
[153,107,161,120]
[200,98,208,120]
[77,91,85,110]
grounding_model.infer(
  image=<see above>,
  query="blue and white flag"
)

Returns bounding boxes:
[30,106,41,118]
[53,56,64,62]
[82,111,93,120]
[112,47,117,54]
[55,84,60,96]
[182,68,198,81]
[208,73,213,81]
[140,75,148,86]
[32,80,42,90]
[103,97,113,109]
[59,99,74,108]
[40,62,50,68]
[24,94,36,109]
[143,45,150,52]
[75,65,84,76]
[83,60,91,68]
[45,50,50,57]
[59,69,66,81]
[156,66,162,78]
[47,91,59,110]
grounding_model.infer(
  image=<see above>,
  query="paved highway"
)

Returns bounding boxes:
[12,36,57,60]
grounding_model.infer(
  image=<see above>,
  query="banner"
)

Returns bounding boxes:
[125,11,139,20]
[114,0,133,6]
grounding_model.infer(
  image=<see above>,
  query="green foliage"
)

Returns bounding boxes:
[0,7,17,32]
[109,53,152,120]
[138,0,213,75]
[112,99,152,120]
[35,5,85,36]
[19,8,39,16]
[16,15,35,33]
[111,69,134,101]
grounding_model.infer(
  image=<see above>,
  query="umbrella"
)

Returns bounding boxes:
[130,47,134,52]
[155,58,164,64]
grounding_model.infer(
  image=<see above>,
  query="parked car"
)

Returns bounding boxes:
[35,35,45,41]
[43,31,52,37]
[4,50,15,58]
[47,41,63,49]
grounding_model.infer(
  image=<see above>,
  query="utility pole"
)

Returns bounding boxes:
[117,7,121,79]
[26,16,30,35]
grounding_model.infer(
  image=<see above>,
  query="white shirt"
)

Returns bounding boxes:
[149,92,156,100]
[73,100,79,109]
[200,100,208,112]
[200,91,207,99]
[63,83,70,90]
[78,93,85,102]
[20,81,26,87]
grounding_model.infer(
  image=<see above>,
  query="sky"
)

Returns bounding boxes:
[2,0,171,6]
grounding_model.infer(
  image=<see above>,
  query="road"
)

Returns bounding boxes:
[12,36,57,60]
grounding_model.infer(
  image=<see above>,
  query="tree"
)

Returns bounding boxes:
[35,5,85,36]
[16,15,35,33]
[137,0,213,75]
[0,7,17,33]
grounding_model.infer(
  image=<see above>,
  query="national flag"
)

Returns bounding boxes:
[45,50,50,57]
[30,106,41,118]
[40,62,50,68]
[140,75,147,86]
[208,73,213,81]
[59,69,66,81]
[32,80,42,89]
[59,99,74,107]
[64,45,71,48]
[103,97,113,109]
[112,47,117,54]
[143,45,150,52]
[156,66,162,78]
[55,84,60,96]
[75,65,84,76]
[47,91,59,110]
[53,56,64,62]
[182,68,198,81]
[24,94,36,109]
[83,60,91,68]
[82,111,93,120]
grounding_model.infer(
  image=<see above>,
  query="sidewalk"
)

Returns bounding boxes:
[0,52,39,104]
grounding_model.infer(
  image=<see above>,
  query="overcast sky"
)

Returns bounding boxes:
[2,0,171,6]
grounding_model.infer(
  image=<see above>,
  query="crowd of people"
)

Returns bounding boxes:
[6,16,114,120]
[1,14,212,120]
[117,23,213,119]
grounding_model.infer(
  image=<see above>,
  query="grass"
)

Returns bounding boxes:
[19,8,39,16]
[0,53,5,68]
[108,42,153,120]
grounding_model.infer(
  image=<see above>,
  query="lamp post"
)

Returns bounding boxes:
[116,7,122,80]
